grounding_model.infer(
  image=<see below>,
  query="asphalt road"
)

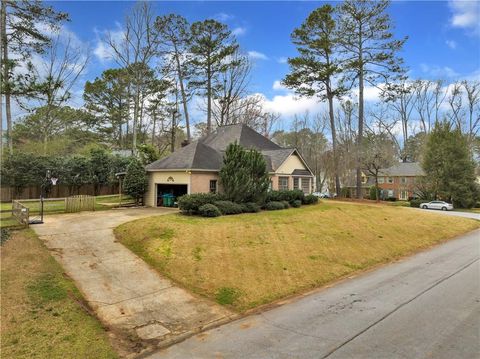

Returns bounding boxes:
[150,211,479,359]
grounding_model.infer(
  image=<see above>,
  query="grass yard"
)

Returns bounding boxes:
[115,201,479,312]
[1,229,118,359]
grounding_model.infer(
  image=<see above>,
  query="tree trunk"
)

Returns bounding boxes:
[206,60,212,134]
[327,91,341,197]
[174,48,190,142]
[1,0,12,153]
[356,31,364,199]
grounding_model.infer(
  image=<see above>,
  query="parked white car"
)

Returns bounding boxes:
[420,201,454,211]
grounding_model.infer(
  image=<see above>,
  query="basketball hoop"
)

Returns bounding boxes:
[51,177,58,186]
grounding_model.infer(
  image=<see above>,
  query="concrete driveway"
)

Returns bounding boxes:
[32,208,234,356]
[149,211,480,359]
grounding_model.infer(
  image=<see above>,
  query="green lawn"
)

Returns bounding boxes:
[1,229,117,358]
[115,201,479,311]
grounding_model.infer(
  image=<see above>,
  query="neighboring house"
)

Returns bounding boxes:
[144,124,315,207]
[376,162,425,200]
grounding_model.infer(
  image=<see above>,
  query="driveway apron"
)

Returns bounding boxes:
[32,208,234,353]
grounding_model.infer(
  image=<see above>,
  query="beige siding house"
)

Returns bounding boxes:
[145,124,314,207]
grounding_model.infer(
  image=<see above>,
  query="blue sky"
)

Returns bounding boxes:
[32,1,480,122]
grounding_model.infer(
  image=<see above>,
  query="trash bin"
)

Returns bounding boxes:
[162,193,174,207]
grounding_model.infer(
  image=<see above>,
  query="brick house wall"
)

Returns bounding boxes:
[377,176,418,200]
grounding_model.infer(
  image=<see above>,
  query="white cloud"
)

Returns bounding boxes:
[248,50,268,60]
[449,0,480,35]
[93,24,124,62]
[255,92,324,116]
[420,63,460,78]
[232,26,246,36]
[272,80,287,91]
[214,12,234,22]
[445,39,457,49]
[277,57,288,64]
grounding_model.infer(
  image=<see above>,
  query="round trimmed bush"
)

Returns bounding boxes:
[409,199,422,208]
[281,200,290,209]
[291,199,302,208]
[302,194,319,205]
[198,204,222,217]
[214,200,243,215]
[241,202,261,213]
[265,201,285,211]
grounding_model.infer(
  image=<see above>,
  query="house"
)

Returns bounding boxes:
[144,124,315,207]
[377,162,425,200]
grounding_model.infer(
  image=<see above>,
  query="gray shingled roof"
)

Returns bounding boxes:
[146,124,307,173]
[379,162,425,177]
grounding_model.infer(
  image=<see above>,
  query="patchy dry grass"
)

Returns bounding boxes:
[1,229,117,359]
[115,201,479,311]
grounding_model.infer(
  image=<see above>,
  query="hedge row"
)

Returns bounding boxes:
[178,190,319,218]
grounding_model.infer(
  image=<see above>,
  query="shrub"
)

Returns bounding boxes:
[266,190,305,203]
[240,202,261,213]
[409,199,422,208]
[281,200,290,209]
[123,158,148,205]
[340,188,351,198]
[219,143,270,203]
[198,204,222,217]
[302,194,319,205]
[177,193,224,213]
[369,186,380,201]
[214,200,243,215]
[265,201,286,211]
[0,228,11,246]
[291,200,302,208]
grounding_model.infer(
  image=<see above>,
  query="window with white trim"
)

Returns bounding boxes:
[387,177,394,184]
[278,177,289,190]
[301,177,310,193]
[400,177,407,184]
[293,177,299,190]
[378,177,385,184]
[399,190,408,200]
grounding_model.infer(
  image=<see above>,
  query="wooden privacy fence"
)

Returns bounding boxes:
[12,200,29,227]
[65,195,95,213]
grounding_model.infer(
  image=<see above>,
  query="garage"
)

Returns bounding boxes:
[156,184,188,207]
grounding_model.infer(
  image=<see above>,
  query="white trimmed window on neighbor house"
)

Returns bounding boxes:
[399,190,408,200]
[400,177,407,184]
[279,176,289,190]
[378,177,385,184]
[387,177,394,184]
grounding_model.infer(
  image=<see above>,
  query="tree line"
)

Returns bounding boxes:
[1,1,278,159]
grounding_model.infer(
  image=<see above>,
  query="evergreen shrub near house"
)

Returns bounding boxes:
[240,202,261,213]
[265,201,286,211]
[198,204,222,217]
[291,200,302,208]
[409,199,422,208]
[281,200,290,209]
[177,193,225,214]
[302,194,319,205]
[214,201,243,215]
[123,158,148,205]
[266,190,305,203]
[219,142,271,204]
